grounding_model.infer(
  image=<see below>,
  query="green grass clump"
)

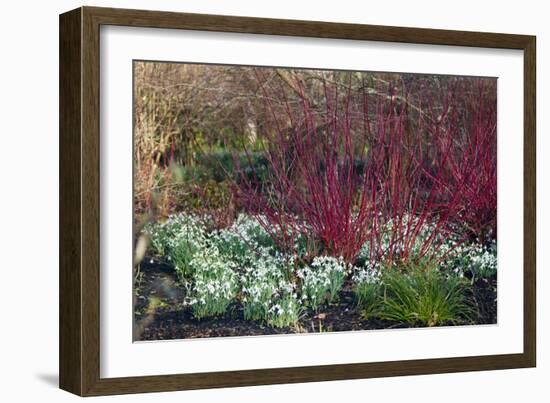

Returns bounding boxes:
[356,264,477,327]
[354,281,383,320]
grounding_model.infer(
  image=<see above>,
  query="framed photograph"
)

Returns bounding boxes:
[59,6,536,396]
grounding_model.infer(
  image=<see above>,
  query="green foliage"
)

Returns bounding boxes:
[195,151,270,183]
[370,265,477,327]
[354,282,382,319]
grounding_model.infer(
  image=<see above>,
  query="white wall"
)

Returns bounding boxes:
[0,0,546,401]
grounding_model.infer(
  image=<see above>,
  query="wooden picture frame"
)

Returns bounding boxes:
[59,6,536,396]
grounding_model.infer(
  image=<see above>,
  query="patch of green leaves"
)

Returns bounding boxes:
[356,264,477,327]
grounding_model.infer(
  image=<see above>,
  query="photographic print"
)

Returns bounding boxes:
[132,61,497,341]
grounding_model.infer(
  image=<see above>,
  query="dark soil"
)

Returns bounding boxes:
[472,276,498,324]
[134,258,497,341]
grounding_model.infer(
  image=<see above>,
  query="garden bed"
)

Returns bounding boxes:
[134,256,497,341]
